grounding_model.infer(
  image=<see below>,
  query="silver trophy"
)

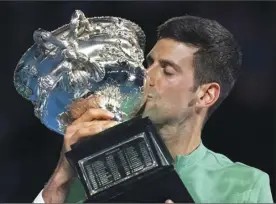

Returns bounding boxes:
[14,10,147,135]
[13,11,191,202]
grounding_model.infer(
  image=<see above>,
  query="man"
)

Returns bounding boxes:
[34,16,273,203]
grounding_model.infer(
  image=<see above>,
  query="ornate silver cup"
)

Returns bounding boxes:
[13,10,147,135]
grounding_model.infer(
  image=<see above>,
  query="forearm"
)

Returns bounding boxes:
[42,182,71,203]
[42,159,74,203]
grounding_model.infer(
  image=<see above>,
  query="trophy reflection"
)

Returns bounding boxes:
[13,10,194,203]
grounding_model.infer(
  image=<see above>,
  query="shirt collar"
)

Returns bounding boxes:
[174,141,207,168]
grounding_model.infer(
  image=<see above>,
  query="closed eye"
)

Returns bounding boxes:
[160,60,176,76]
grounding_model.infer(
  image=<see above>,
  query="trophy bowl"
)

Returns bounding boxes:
[13,10,147,135]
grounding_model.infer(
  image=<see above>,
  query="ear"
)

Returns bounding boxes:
[196,83,220,108]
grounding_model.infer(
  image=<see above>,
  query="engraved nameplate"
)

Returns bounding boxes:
[78,133,158,195]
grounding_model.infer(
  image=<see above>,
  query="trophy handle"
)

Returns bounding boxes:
[70,10,93,38]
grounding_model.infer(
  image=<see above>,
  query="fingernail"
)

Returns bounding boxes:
[166,199,174,203]
[108,112,114,118]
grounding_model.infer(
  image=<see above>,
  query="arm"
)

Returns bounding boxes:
[249,172,274,203]
[33,107,117,203]
[41,161,73,203]
[33,149,74,203]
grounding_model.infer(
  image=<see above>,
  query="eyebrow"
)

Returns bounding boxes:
[146,54,181,72]
[160,59,181,72]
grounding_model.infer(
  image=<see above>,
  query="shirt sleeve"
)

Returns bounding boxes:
[250,172,274,203]
[33,189,45,203]
[257,173,274,203]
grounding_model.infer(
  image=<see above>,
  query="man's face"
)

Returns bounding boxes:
[142,38,199,126]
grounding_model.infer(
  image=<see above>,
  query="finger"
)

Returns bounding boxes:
[65,122,94,138]
[65,119,115,140]
[165,199,174,204]
[64,122,95,151]
[69,98,89,119]
[74,120,118,137]
[104,120,120,129]
[69,120,118,146]
[64,120,118,151]
[69,95,101,119]
[72,108,114,125]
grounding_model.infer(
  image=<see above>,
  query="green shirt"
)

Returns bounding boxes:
[65,143,273,203]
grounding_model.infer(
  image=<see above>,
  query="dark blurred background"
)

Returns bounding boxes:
[0,1,275,202]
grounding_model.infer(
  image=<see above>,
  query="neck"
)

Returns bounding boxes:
[157,116,202,160]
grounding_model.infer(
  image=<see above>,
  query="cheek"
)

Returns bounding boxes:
[165,90,194,119]
[159,76,191,105]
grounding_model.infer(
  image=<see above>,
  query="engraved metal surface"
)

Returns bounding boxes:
[78,132,158,196]
[13,10,146,134]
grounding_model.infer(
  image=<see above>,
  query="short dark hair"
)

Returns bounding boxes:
[157,16,242,120]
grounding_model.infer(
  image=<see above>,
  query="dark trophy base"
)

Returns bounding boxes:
[66,117,194,203]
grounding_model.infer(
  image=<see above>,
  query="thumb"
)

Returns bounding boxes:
[165,199,174,203]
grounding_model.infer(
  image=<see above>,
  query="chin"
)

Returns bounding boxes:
[142,102,164,124]
[141,109,153,120]
[142,111,162,126]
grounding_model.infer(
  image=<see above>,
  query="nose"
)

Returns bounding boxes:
[146,65,157,87]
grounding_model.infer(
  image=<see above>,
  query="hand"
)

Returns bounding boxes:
[43,102,118,203]
[59,107,117,171]
[58,93,119,177]
[64,108,117,152]
[55,108,118,180]
[165,199,174,203]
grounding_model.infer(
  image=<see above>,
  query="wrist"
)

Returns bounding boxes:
[52,163,74,187]
[42,171,73,203]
